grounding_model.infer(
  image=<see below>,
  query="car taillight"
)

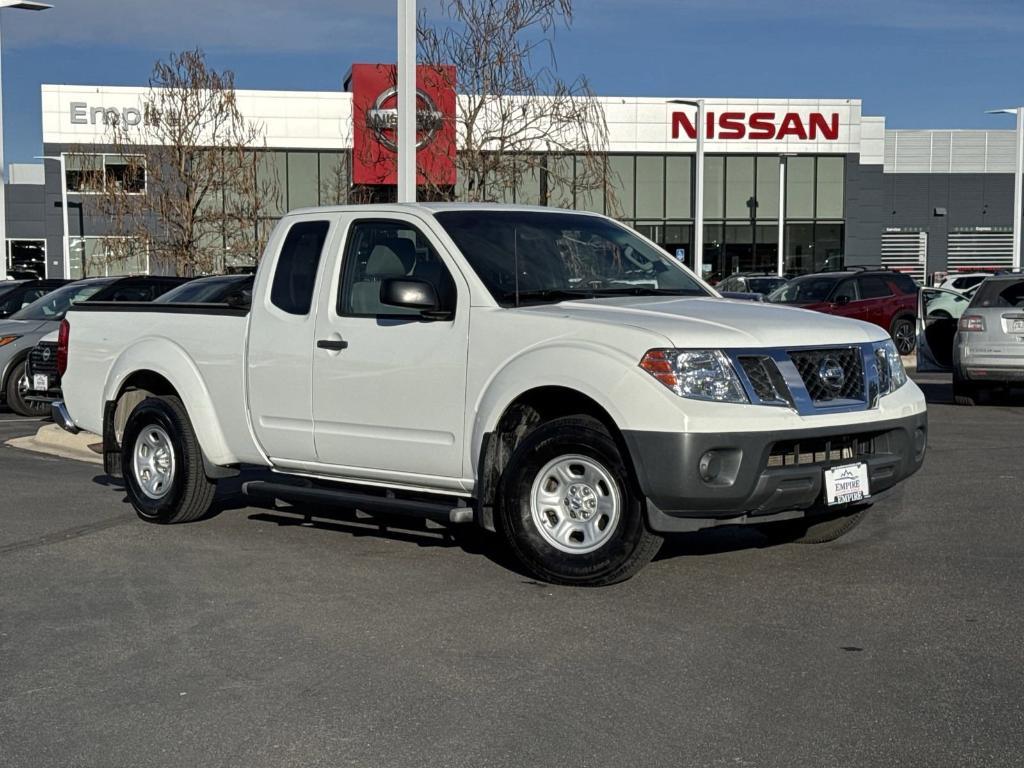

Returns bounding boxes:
[57,319,70,377]
[959,315,985,332]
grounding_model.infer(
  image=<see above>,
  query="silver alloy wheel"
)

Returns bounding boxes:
[529,454,622,555]
[132,426,176,500]
[893,319,915,355]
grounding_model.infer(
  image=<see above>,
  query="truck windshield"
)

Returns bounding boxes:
[10,281,109,321]
[434,210,709,306]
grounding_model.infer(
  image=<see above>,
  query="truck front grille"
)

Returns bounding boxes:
[788,347,865,403]
[766,434,875,468]
[737,355,793,406]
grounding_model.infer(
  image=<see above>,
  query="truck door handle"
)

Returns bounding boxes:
[316,339,348,351]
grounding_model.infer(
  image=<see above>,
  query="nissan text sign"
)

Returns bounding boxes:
[346,63,456,186]
[671,111,841,141]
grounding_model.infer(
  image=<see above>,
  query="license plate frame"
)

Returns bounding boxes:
[32,374,49,392]
[824,462,870,506]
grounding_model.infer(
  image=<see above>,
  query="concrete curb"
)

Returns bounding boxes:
[5,424,104,465]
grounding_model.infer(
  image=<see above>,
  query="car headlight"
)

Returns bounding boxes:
[874,339,908,395]
[640,349,749,403]
[0,335,21,347]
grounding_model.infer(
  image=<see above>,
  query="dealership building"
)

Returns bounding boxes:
[3,75,1021,283]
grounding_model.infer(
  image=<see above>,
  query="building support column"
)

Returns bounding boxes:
[396,0,416,204]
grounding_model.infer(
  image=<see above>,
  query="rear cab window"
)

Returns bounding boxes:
[971,280,1024,309]
[270,220,332,315]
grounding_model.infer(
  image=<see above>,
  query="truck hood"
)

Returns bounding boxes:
[0,318,52,335]
[520,296,887,348]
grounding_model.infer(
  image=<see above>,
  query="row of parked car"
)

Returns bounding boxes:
[0,274,252,417]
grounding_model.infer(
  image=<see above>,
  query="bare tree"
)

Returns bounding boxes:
[96,49,280,275]
[417,0,613,210]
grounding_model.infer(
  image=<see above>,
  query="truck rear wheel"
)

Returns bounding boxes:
[121,395,216,524]
[496,415,662,586]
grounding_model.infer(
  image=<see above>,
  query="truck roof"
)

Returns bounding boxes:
[285,202,606,218]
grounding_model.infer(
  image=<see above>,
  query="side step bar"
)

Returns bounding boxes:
[242,480,475,525]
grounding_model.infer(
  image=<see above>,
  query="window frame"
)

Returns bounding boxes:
[66,153,148,195]
[336,218,458,321]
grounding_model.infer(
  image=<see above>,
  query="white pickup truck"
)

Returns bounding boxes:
[55,204,927,585]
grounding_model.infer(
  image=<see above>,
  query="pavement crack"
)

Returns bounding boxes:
[0,513,136,556]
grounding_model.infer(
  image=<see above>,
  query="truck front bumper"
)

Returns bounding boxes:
[623,411,927,533]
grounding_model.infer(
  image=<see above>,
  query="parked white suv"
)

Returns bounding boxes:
[54,205,927,585]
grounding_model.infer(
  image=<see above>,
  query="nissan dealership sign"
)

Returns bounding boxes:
[671,110,841,141]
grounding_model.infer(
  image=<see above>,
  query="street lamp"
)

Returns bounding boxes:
[0,1,52,281]
[35,154,69,278]
[987,107,1024,270]
[668,99,705,279]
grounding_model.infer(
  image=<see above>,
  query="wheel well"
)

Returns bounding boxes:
[110,370,180,445]
[1,351,30,394]
[477,386,628,513]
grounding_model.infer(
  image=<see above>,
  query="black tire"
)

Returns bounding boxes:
[496,415,662,586]
[890,315,916,355]
[4,360,49,417]
[121,395,216,524]
[953,371,979,406]
[759,506,870,545]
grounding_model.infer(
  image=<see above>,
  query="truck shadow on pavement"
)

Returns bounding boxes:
[90,470,824,577]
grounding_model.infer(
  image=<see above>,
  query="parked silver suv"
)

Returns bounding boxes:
[918,274,1024,405]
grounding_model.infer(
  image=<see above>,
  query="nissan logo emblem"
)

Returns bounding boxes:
[366,86,444,152]
[817,357,846,392]
[41,346,52,363]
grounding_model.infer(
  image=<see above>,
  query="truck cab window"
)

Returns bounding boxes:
[270,220,331,315]
[338,220,456,317]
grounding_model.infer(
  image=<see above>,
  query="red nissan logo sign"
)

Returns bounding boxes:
[671,111,841,141]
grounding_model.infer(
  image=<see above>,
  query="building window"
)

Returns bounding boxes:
[69,236,148,279]
[724,156,755,220]
[635,155,665,219]
[66,154,146,194]
[786,156,815,219]
[6,239,46,278]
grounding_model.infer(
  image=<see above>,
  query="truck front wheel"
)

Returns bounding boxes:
[121,395,216,524]
[497,415,662,586]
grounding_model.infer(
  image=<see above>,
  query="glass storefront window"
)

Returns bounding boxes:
[723,223,754,276]
[816,156,845,219]
[815,222,844,271]
[665,156,692,219]
[725,156,755,220]
[663,223,692,267]
[786,156,815,219]
[607,155,635,219]
[516,160,543,205]
[318,152,349,205]
[703,222,724,280]
[703,156,724,219]
[546,155,574,208]
[754,224,779,269]
[785,222,816,275]
[575,155,604,213]
[257,151,287,217]
[287,152,319,210]
[755,157,779,221]
[636,155,665,219]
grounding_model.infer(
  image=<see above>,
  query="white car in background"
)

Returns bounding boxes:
[938,273,994,292]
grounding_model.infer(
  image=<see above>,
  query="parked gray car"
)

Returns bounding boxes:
[1,275,188,416]
[917,274,1024,405]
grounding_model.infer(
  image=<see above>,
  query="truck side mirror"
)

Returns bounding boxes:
[380,278,440,313]
[225,289,252,310]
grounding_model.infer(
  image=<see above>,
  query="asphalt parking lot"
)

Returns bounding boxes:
[1,373,1022,768]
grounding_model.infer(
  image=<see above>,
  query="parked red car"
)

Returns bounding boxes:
[767,268,919,354]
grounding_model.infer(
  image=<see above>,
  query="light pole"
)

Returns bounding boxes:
[35,154,69,278]
[396,0,416,203]
[0,1,51,281]
[669,99,705,278]
[987,107,1024,270]
[777,153,796,277]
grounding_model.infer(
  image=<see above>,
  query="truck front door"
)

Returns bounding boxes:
[311,216,470,487]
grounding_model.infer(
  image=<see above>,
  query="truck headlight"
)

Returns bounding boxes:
[874,339,908,395]
[640,349,749,404]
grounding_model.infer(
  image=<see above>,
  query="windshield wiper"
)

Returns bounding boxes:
[500,288,598,305]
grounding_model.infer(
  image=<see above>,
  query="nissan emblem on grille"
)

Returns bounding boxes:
[817,357,846,392]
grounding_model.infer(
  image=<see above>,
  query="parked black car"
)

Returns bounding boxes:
[0,279,70,319]
[5,275,189,416]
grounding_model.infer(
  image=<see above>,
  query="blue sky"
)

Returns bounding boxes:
[2,0,1024,167]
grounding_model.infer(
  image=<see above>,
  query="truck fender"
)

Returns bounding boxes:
[470,340,655,480]
[103,337,237,467]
